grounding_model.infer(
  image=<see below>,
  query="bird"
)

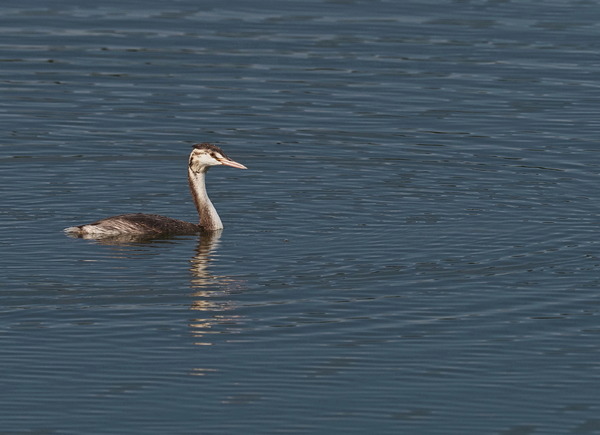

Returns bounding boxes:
[64,143,247,239]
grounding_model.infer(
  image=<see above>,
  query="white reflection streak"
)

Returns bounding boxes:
[188,230,244,350]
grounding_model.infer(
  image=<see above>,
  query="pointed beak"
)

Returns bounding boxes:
[219,157,247,169]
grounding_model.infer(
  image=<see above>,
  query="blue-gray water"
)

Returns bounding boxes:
[2,0,599,433]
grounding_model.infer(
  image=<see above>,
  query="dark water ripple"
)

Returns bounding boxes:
[1,0,600,434]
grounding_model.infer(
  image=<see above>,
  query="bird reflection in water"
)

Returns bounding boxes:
[188,229,244,349]
[67,229,245,355]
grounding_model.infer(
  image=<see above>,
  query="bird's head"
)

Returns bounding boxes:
[189,143,247,173]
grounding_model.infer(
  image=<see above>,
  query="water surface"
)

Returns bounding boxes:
[1,0,600,433]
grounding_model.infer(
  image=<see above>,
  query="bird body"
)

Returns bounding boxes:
[65,143,246,239]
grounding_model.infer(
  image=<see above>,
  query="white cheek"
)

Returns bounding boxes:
[190,154,216,170]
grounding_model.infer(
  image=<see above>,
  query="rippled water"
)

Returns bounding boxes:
[2,0,600,433]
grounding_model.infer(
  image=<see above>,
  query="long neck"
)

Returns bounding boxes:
[188,167,223,230]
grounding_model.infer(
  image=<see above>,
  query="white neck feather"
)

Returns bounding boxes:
[188,167,223,231]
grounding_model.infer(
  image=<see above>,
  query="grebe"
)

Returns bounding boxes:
[65,143,247,238]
